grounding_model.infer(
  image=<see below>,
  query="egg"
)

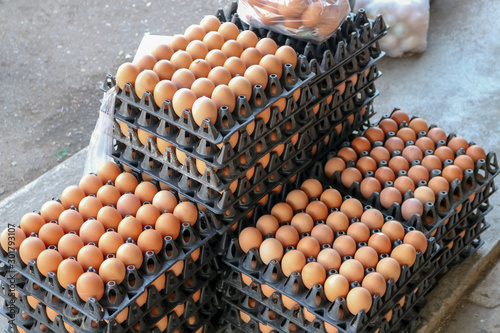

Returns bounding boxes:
[415,136,435,153]
[339,259,365,283]
[402,145,423,163]
[259,54,283,79]
[76,272,105,301]
[36,249,63,276]
[116,243,143,268]
[326,211,350,233]
[218,22,240,41]
[362,272,387,297]
[428,176,450,195]
[0,227,25,252]
[368,232,392,255]
[275,45,297,68]
[259,238,284,264]
[191,96,218,126]
[337,147,358,162]
[79,219,105,244]
[116,62,140,90]
[376,257,401,282]
[116,193,142,217]
[360,177,382,199]
[297,236,321,258]
[305,201,329,222]
[200,15,221,32]
[301,262,326,289]
[403,230,427,253]
[189,59,212,79]
[317,248,341,271]
[137,229,164,254]
[393,176,415,196]
[186,40,209,60]
[98,231,124,256]
[20,212,45,236]
[427,127,447,144]
[324,157,346,178]
[117,216,143,242]
[290,213,314,234]
[384,137,405,155]
[340,198,364,220]
[228,77,252,101]
[421,155,442,172]
[58,233,84,258]
[57,258,84,289]
[77,244,104,271]
[211,84,236,112]
[96,206,122,231]
[341,167,363,188]
[381,221,405,243]
[401,198,424,220]
[388,156,410,174]
[351,137,372,155]
[347,222,371,243]
[275,225,299,247]
[346,287,372,315]
[409,118,428,134]
[301,1,324,27]
[244,65,269,89]
[333,235,357,257]
[281,249,306,276]
[61,185,87,209]
[365,127,386,144]
[320,188,343,210]
[284,189,308,212]
[170,50,193,69]
[466,145,487,163]
[380,187,402,209]
[354,246,379,269]
[135,70,160,99]
[152,190,178,213]
[151,43,174,61]
[448,136,469,153]
[442,165,464,183]
[239,227,263,253]
[356,156,378,175]
[434,146,455,163]
[40,200,65,223]
[270,202,294,223]
[134,54,157,71]
[454,154,475,172]
[378,118,398,135]
[38,222,64,247]
[391,244,417,267]
[172,201,198,226]
[311,224,334,245]
[240,48,263,69]
[221,40,244,58]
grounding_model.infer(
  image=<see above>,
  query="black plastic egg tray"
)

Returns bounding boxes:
[218,1,388,83]
[111,69,380,195]
[0,266,218,333]
[0,230,220,328]
[103,52,315,147]
[112,99,376,222]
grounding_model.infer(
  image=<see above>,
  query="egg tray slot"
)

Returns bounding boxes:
[220,270,433,333]
[103,45,316,146]
[111,72,379,195]
[0,267,218,333]
[217,1,388,82]
[111,99,375,226]
[0,236,220,327]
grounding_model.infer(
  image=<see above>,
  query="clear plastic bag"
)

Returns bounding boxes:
[83,86,117,175]
[354,0,430,57]
[237,0,351,43]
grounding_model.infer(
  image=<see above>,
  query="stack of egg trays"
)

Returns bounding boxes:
[0,203,223,333]
[218,168,438,333]
[0,267,218,333]
[218,1,388,92]
[112,97,377,234]
[110,62,381,211]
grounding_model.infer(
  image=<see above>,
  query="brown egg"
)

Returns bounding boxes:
[57,258,84,289]
[324,274,350,302]
[351,137,371,155]
[360,177,382,199]
[376,257,401,282]
[259,238,284,264]
[428,176,450,195]
[447,137,469,153]
[297,236,321,258]
[96,206,121,231]
[152,190,178,213]
[378,118,398,135]
[320,188,342,210]
[356,156,378,176]
[384,137,405,155]
[77,244,104,271]
[76,272,104,301]
[255,37,279,56]
[380,187,402,209]
[116,62,140,90]
[290,213,314,234]
[388,156,410,174]
[40,200,65,223]
[326,211,350,233]
[200,15,221,32]
[135,70,160,99]
[117,216,142,243]
[1,227,25,252]
[78,196,103,221]
[300,178,323,198]
[221,40,244,58]
[362,272,387,297]
[337,147,358,163]
[153,213,180,240]
[421,155,442,172]
[403,230,427,253]
[98,231,124,257]
[218,22,240,41]
[116,243,143,268]
[347,222,371,243]
[169,34,189,51]
[391,110,410,126]
[375,166,396,185]
[240,47,263,67]
[235,30,258,48]
[135,204,161,228]
[239,227,263,253]
[391,244,417,267]
[275,45,297,68]
[301,262,326,289]
[402,146,423,163]
[454,154,475,172]
[340,198,363,221]
[255,215,280,237]
[368,232,392,255]
[151,43,174,61]
[20,212,45,236]
[324,157,346,178]
[244,65,268,89]
[211,84,236,112]
[98,162,122,185]
[153,80,177,109]
[341,167,363,188]
[58,234,84,259]
[79,219,105,244]
[38,222,64,247]
[426,127,446,144]
[188,59,211,79]
[408,118,428,134]
[134,54,157,71]
[259,54,283,79]
[442,165,464,183]
[202,31,224,52]
[381,221,405,242]
[36,249,63,276]
[19,236,45,264]
[311,224,334,245]
[354,246,379,269]
[170,50,193,69]
[365,127,386,144]
[172,201,197,226]
[466,145,487,163]
[172,68,196,89]
[408,165,430,184]
[360,209,384,231]
[270,202,293,223]
[281,249,306,276]
[227,77,252,102]
[96,185,121,207]
[191,96,218,126]
[116,193,142,217]
[394,176,415,195]
[285,189,308,212]
[186,40,209,60]
[301,1,325,27]
[346,287,372,315]
[434,146,455,163]
[333,235,357,257]
[401,198,424,220]
[137,229,163,254]
[114,172,138,194]
[61,185,87,209]
[414,186,435,205]
[415,137,435,153]
[317,248,341,271]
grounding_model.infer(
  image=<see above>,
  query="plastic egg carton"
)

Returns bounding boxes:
[112,101,376,227]
[218,1,388,82]
[111,67,380,196]
[0,234,219,332]
[103,51,315,147]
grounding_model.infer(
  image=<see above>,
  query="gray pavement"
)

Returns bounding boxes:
[1,0,499,332]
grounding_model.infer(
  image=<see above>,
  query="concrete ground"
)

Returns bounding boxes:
[0,0,499,332]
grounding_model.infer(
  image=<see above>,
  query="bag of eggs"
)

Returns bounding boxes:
[237,0,351,42]
[354,0,430,57]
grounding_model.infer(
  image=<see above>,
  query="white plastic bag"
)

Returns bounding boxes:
[354,0,430,57]
[83,86,117,175]
[237,0,351,43]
